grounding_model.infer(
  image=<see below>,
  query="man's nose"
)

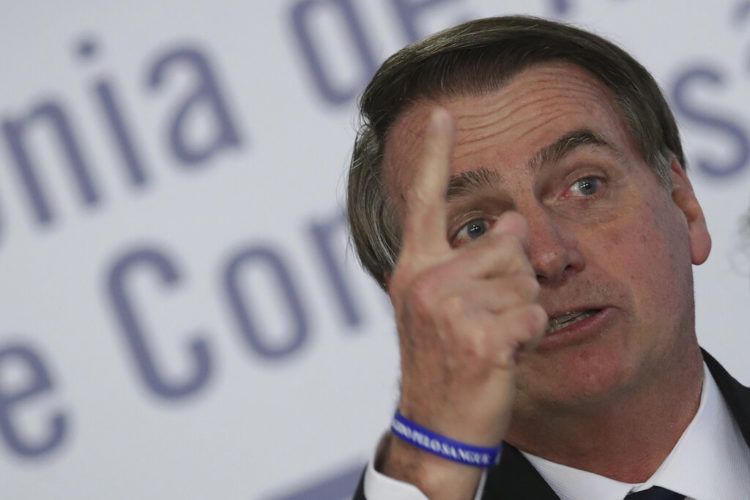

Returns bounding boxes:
[524,208,585,286]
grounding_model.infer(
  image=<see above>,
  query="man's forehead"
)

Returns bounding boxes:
[382,62,629,199]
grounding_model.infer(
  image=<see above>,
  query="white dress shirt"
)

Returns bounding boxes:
[364,363,750,499]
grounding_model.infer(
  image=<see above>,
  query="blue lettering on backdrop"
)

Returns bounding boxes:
[80,38,150,187]
[147,46,243,166]
[308,211,364,327]
[224,245,310,360]
[290,0,379,105]
[289,0,468,105]
[391,0,466,44]
[549,0,572,16]
[288,0,648,108]
[0,343,68,458]
[0,39,243,238]
[97,205,377,404]
[106,247,212,399]
[2,100,100,226]
[671,65,750,178]
[264,462,365,500]
[734,0,750,27]
[547,0,632,16]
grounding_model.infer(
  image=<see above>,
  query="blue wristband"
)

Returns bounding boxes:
[390,411,503,468]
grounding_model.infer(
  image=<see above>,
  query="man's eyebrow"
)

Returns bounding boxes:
[529,129,615,170]
[446,167,502,201]
[445,130,616,201]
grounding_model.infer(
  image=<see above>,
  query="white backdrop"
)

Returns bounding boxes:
[1,1,749,499]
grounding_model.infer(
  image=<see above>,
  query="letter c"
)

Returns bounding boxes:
[106,246,212,399]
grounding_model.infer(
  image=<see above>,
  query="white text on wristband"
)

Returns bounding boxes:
[390,411,503,468]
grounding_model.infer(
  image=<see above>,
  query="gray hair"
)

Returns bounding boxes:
[347,16,683,289]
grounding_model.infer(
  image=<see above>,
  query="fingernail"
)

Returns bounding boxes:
[430,107,452,132]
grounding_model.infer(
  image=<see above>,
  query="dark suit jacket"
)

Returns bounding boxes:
[352,351,750,499]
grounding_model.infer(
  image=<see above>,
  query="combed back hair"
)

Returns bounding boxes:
[347,15,685,289]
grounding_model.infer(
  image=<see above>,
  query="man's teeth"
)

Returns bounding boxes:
[546,310,597,334]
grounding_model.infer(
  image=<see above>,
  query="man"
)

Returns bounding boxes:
[347,16,750,500]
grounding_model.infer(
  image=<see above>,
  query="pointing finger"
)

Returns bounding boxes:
[401,107,455,258]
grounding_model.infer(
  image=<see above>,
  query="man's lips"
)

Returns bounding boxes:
[537,306,614,351]
[545,308,602,335]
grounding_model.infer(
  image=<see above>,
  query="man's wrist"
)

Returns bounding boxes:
[379,433,484,500]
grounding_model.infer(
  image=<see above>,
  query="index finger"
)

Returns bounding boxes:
[401,107,455,257]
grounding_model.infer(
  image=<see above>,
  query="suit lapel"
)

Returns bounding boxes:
[703,350,750,446]
[480,351,750,498]
[481,445,560,499]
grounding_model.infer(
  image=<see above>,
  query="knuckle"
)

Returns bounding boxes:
[390,258,424,296]
[515,275,540,300]
[405,273,439,316]
[503,305,546,340]
[410,272,434,300]
[484,232,520,252]
[486,234,530,271]
[441,295,465,320]
[499,232,524,253]
[411,190,431,210]
[459,328,488,363]
[525,304,548,334]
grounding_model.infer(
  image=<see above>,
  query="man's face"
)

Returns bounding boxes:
[383,62,711,416]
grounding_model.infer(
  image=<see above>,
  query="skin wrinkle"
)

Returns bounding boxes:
[445,131,621,230]
[447,168,504,201]
[451,73,608,127]
[457,76,611,128]
[532,130,610,170]
[447,132,613,204]
[452,109,615,163]
[384,64,646,232]
[455,92,600,142]
[384,62,709,482]
[448,97,638,177]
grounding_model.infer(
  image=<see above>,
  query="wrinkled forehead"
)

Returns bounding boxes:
[381,62,637,208]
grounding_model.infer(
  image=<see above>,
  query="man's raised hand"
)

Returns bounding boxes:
[381,108,547,498]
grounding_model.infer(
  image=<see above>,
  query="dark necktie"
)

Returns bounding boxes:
[624,486,686,499]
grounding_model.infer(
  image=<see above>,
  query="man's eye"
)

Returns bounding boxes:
[453,219,489,246]
[569,176,602,197]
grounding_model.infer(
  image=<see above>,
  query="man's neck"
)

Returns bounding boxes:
[505,344,704,483]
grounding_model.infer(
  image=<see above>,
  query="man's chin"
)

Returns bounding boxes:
[513,342,641,414]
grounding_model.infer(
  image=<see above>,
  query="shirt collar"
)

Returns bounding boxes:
[521,362,750,500]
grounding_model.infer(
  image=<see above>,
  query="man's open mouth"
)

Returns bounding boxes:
[546,309,600,334]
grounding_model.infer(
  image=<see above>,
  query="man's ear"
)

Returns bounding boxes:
[669,158,711,265]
